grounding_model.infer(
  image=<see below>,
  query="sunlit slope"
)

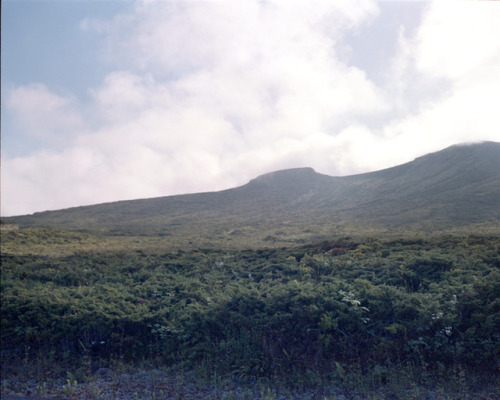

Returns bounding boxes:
[6,142,500,243]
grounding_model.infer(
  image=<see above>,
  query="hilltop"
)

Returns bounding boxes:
[4,141,500,248]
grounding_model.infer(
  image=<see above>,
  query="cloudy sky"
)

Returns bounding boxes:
[2,0,500,216]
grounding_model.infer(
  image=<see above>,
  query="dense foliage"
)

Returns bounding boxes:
[1,235,499,387]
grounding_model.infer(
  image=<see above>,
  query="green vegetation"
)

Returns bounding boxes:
[2,232,499,393]
[2,143,499,396]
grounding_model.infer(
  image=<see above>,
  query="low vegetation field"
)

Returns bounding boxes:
[1,228,499,398]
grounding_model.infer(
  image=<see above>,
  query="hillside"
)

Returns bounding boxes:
[2,143,500,396]
[5,141,500,247]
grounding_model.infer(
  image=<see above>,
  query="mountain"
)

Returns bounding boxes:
[5,142,500,247]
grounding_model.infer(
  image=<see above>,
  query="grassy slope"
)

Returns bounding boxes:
[4,143,500,248]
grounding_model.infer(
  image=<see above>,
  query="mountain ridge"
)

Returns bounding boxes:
[4,141,500,246]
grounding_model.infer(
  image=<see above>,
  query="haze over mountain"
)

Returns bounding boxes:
[5,142,500,246]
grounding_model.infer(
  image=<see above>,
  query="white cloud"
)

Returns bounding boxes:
[90,71,157,122]
[378,0,500,160]
[415,1,500,81]
[2,0,500,216]
[6,84,85,143]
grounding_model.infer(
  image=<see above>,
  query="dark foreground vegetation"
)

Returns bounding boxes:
[1,231,499,398]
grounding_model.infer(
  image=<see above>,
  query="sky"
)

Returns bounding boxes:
[2,0,500,216]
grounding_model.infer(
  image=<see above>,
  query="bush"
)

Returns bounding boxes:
[2,236,499,385]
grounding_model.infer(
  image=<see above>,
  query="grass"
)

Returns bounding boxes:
[2,164,499,400]
[3,220,500,257]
